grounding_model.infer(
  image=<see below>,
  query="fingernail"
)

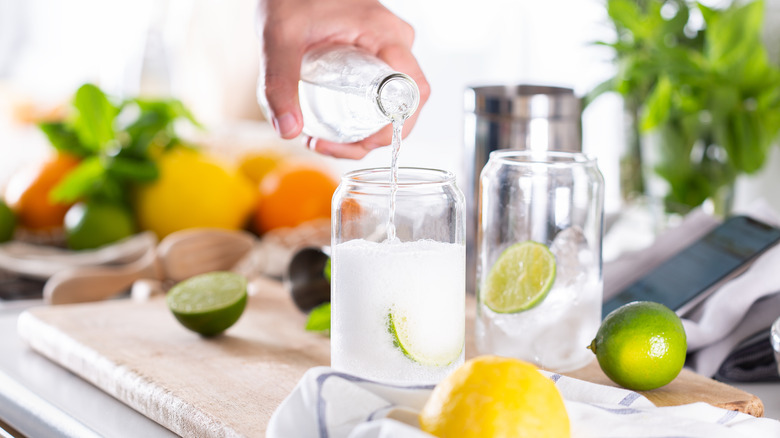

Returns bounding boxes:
[273,113,297,138]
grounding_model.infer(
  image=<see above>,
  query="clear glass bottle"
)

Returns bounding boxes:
[258,45,420,143]
[331,168,465,384]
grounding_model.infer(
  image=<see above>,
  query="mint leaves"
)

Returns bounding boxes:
[42,84,199,207]
[589,0,780,213]
[305,302,331,334]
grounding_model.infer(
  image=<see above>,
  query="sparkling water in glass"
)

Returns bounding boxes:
[331,168,466,384]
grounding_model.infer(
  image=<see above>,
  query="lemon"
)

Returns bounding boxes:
[419,355,570,438]
[166,271,248,337]
[134,148,257,239]
[388,308,463,366]
[589,301,687,391]
[237,150,286,185]
[482,241,556,313]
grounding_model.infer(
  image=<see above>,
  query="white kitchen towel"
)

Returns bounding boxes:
[267,366,780,438]
[680,200,780,351]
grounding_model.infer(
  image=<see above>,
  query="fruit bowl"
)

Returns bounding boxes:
[0,232,156,279]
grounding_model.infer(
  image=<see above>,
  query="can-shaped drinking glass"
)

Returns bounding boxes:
[476,150,604,372]
[331,168,466,384]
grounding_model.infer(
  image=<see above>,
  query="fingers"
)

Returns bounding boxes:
[258,9,305,139]
[309,138,374,160]
[256,0,429,155]
[261,50,304,138]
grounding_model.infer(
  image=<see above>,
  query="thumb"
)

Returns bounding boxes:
[259,44,304,139]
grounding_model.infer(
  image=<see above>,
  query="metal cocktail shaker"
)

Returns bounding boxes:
[464,85,582,292]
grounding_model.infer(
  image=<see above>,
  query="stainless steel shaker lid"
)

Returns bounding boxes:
[465,85,580,120]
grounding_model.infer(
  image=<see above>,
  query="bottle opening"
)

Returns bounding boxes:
[377,73,420,120]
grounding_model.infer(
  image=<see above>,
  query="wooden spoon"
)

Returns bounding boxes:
[44,228,256,305]
[156,228,256,282]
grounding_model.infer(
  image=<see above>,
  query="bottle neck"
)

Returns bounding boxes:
[374,73,420,121]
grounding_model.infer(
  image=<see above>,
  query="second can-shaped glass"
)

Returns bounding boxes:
[331,168,466,384]
[476,150,604,372]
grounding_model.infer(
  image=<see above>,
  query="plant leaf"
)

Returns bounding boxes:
[607,0,647,38]
[641,75,673,131]
[71,84,119,152]
[105,156,159,182]
[50,156,106,203]
[582,77,616,110]
[305,302,331,334]
[38,122,89,157]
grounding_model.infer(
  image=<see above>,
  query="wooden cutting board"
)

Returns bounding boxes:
[17,277,763,437]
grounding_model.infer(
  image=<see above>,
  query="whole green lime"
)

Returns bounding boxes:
[166,271,248,337]
[0,199,16,243]
[589,301,687,391]
[64,202,135,250]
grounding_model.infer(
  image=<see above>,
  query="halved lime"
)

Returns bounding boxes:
[388,307,463,366]
[482,241,556,313]
[166,271,248,337]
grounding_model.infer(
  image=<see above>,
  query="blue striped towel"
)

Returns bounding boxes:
[267,366,780,438]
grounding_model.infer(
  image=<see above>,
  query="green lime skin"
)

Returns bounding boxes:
[166,272,248,337]
[387,309,462,366]
[323,258,331,282]
[0,200,16,243]
[64,202,135,250]
[589,301,687,391]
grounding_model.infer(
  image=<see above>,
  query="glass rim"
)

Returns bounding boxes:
[488,150,598,167]
[342,167,456,187]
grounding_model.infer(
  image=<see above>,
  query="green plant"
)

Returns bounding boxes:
[40,83,200,208]
[587,0,780,214]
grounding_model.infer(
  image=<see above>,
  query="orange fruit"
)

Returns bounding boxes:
[253,163,338,233]
[4,153,81,230]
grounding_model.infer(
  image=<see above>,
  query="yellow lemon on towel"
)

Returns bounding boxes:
[589,301,687,391]
[419,355,570,438]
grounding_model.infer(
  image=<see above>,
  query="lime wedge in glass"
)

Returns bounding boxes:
[166,271,248,337]
[388,307,463,366]
[482,241,556,313]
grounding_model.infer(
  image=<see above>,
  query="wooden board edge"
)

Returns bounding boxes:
[563,362,764,417]
[16,309,243,437]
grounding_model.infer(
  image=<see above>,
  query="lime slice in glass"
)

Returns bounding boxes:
[166,271,248,337]
[482,241,556,313]
[388,307,463,366]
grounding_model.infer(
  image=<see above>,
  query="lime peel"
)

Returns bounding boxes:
[590,301,687,391]
[388,307,462,367]
[482,240,557,313]
[166,271,248,337]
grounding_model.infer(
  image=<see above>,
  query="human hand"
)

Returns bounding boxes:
[256,0,430,159]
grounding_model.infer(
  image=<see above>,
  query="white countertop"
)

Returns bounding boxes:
[0,304,176,438]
